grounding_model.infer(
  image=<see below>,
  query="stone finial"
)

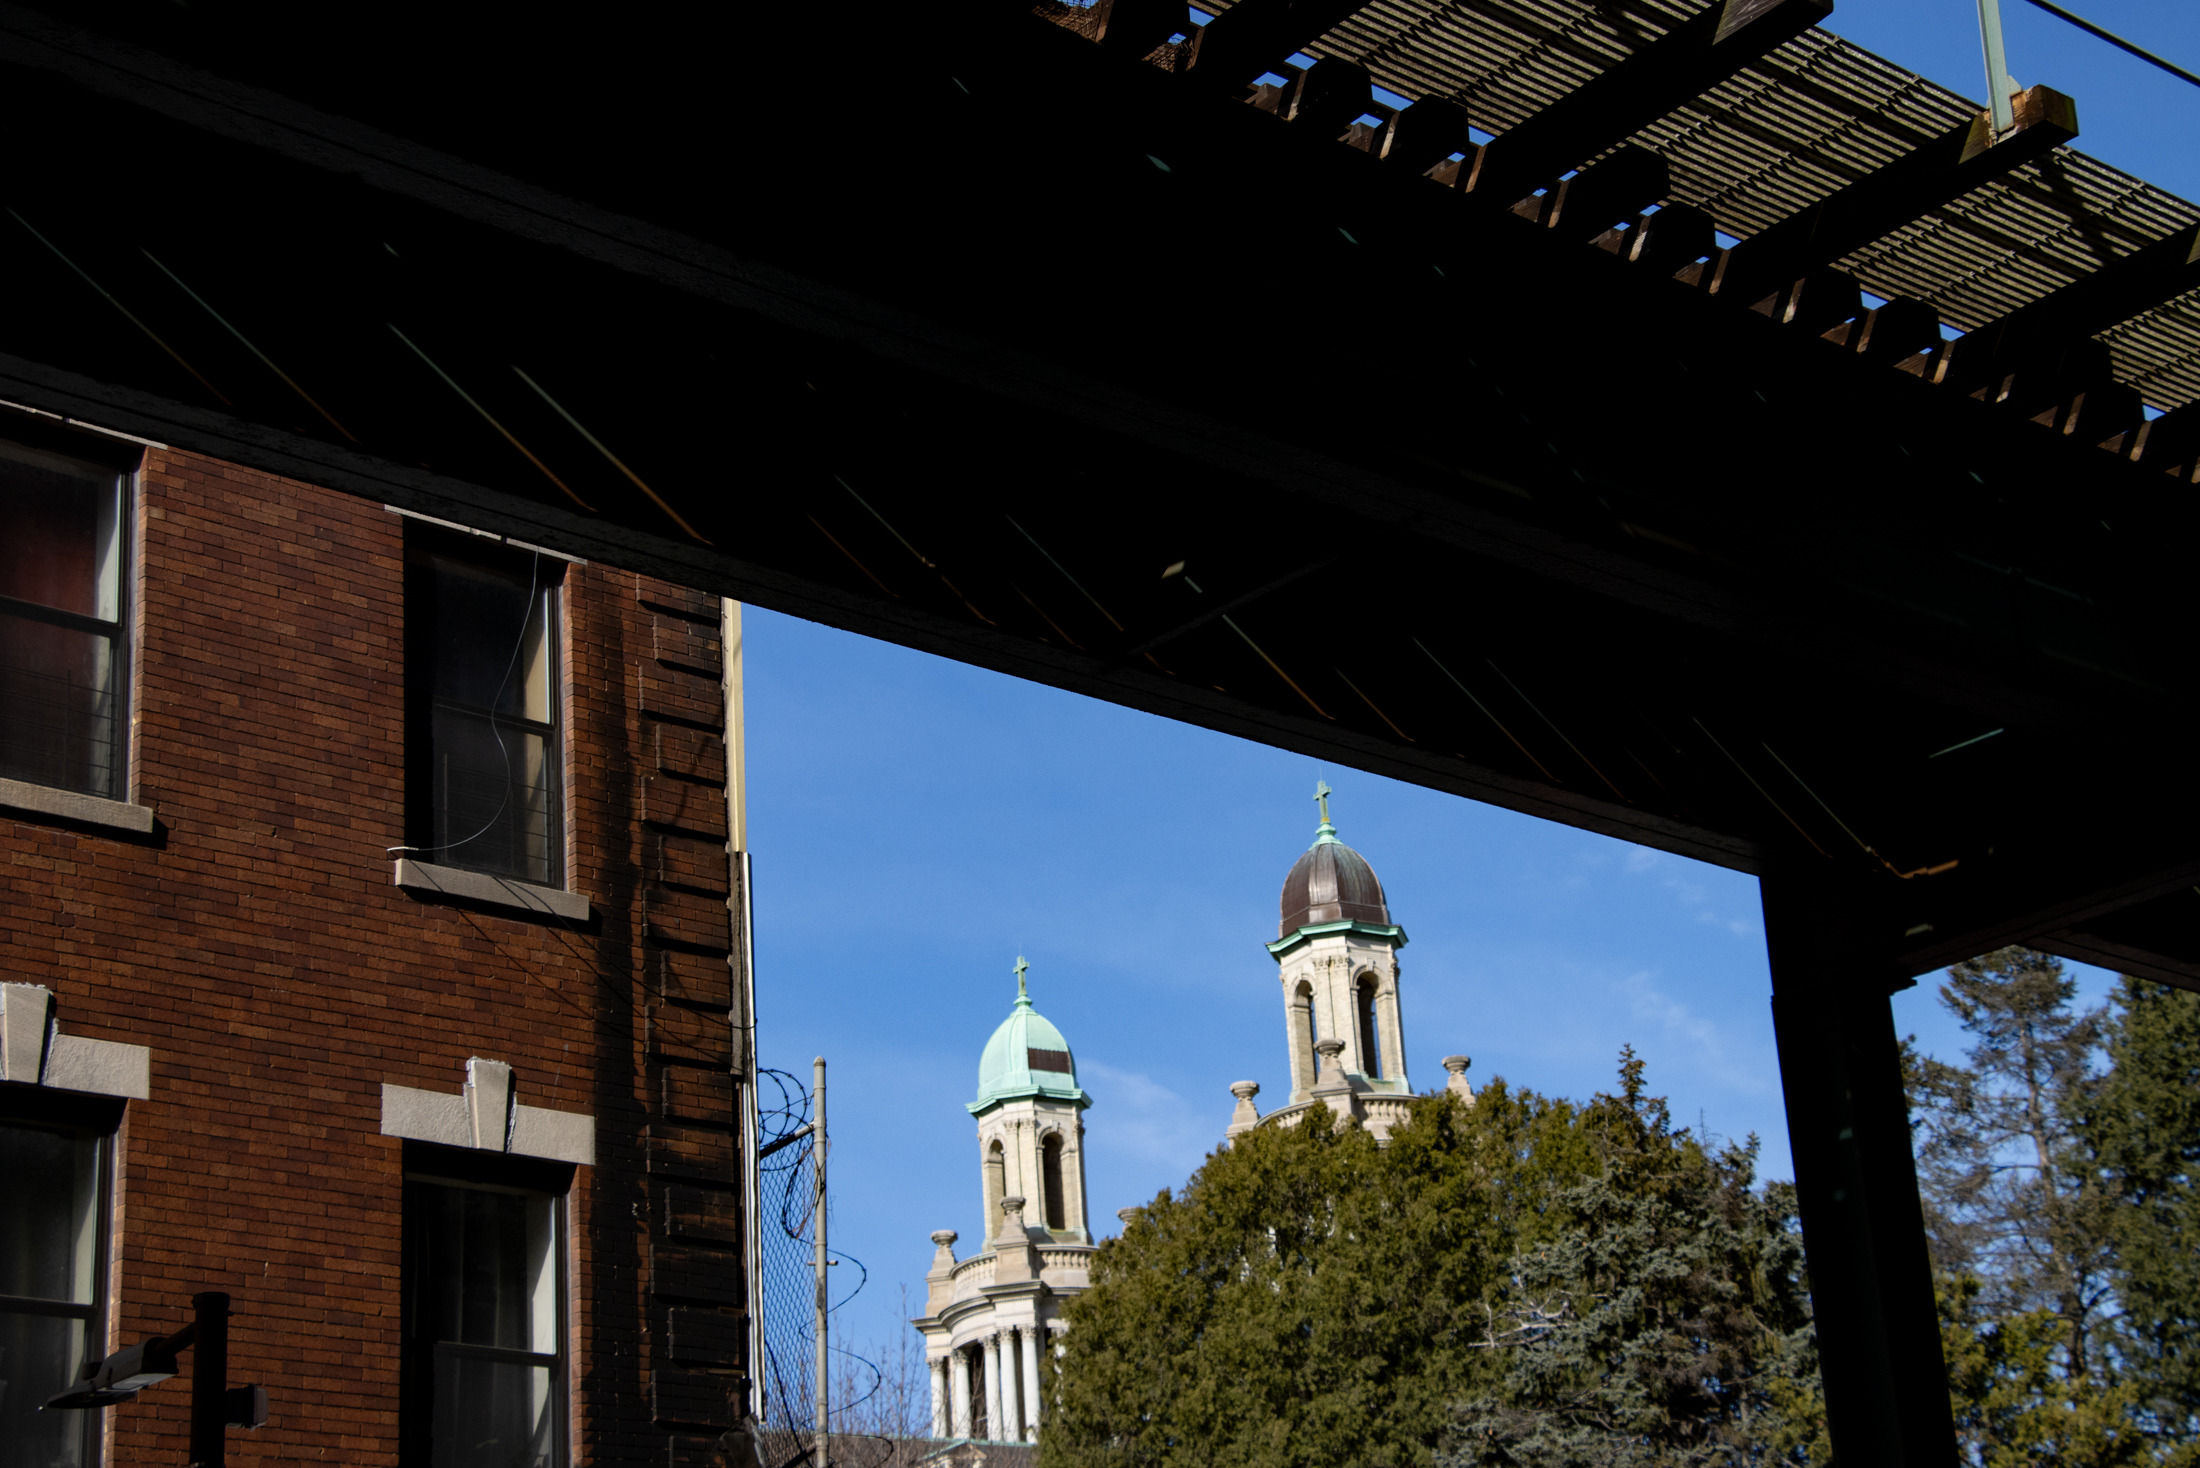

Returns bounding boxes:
[1116,1208,1140,1227]
[1226,1079,1262,1138]
[1442,1054,1475,1104]
[923,1230,960,1316]
[1313,1038,1347,1087]
[998,1195,1028,1243]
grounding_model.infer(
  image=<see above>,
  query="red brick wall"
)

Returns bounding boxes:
[0,443,748,1464]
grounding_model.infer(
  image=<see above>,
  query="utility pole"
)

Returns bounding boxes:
[813,1055,828,1468]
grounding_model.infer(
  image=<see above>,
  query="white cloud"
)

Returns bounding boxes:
[1078,1059,1224,1171]
[1619,969,1772,1097]
[1621,847,1758,939]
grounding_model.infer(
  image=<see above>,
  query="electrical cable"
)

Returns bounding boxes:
[385,549,541,862]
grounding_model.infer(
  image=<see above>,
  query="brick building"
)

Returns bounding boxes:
[0,406,760,1466]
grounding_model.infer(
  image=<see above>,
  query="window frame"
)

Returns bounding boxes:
[399,1142,573,1468]
[0,427,138,807]
[403,527,570,892]
[0,1087,123,1468]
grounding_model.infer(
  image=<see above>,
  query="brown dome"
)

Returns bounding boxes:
[1279,822,1390,937]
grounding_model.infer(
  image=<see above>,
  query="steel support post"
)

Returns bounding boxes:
[188,1291,229,1468]
[1762,872,1956,1467]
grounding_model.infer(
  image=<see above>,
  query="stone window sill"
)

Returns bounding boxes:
[393,858,591,922]
[0,776,155,835]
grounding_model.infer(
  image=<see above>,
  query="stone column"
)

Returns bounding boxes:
[929,1356,947,1438]
[983,1332,1004,1441]
[1003,1327,1024,1440]
[950,1344,973,1438]
[1022,1319,1044,1436]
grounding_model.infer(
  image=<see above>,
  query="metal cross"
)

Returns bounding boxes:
[1313,780,1333,824]
[1014,954,1030,996]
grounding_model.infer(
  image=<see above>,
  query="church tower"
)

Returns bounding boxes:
[1273,781,1410,1103]
[1226,784,1471,1143]
[967,957,1094,1243]
[915,959,1097,1445]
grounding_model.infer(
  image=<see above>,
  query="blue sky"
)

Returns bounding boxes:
[742,609,2119,1357]
[750,0,2189,1363]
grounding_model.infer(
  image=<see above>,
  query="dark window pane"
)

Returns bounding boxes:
[0,444,124,799]
[430,1350,554,1468]
[0,1126,99,1303]
[0,448,120,620]
[409,545,560,886]
[431,709,555,885]
[0,613,119,797]
[426,559,552,724]
[406,1177,561,1468]
[408,1183,557,1353]
[0,1312,89,1468]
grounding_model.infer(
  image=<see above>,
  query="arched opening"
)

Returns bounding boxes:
[1295,979,1318,1086]
[1041,1133,1067,1231]
[1357,974,1383,1079]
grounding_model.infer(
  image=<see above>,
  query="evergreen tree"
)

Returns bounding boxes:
[1041,1056,1815,1468]
[1439,1054,1819,1467]
[1906,948,2119,1380]
[2090,976,2200,1446]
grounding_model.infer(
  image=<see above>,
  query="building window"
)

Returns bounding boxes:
[1357,976,1383,1079]
[0,438,128,801]
[406,532,563,888]
[402,1148,569,1468]
[0,1110,112,1468]
[1041,1135,1067,1231]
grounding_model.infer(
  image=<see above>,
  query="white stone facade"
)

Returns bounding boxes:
[913,966,1094,1445]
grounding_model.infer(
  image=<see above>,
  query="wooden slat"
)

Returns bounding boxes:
[1466,0,1831,207]
[1944,222,2200,392]
[1718,86,2077,307]
[1188,0,1373,95]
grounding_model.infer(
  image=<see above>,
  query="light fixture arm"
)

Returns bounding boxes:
[42,1291,266,1466]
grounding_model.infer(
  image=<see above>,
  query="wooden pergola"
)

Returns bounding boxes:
[2,0,2194,1459]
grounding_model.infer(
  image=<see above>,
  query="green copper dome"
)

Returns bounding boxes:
[968,959,1091,1115]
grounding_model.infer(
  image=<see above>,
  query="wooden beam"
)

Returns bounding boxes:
[1719,85,2078,306]
[2135,399,2200,475]
[1098,0,1189,55]
[1187,0,1371,94]
[1943,221,2200,393]
[1290,55,1373,138]
[1382,97,1477,174]
[1544,145,1670,243]
[1466,0,1831,207]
